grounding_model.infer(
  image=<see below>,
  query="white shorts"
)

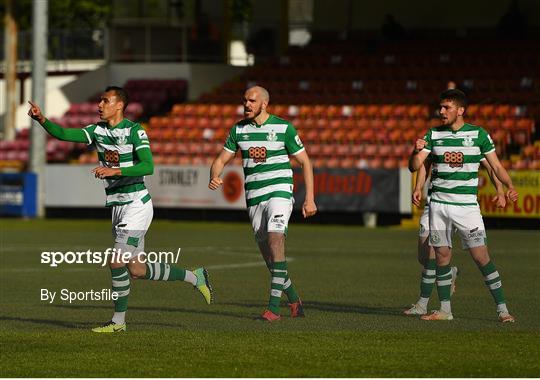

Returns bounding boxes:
[112,197,153,258]
[429,201,487,250]
[419,205,429,238]
[248,198,293,242]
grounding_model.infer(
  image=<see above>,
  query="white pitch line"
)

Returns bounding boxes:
[206,257,295,271]
[2,257,296,272]
[205,261,266,270]
[1,267,94,273]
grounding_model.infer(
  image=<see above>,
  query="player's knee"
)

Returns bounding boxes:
[267,233,284,247]
[469,246,490,266]
[127,264,147,279]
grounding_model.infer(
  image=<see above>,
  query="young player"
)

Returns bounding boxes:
[208,86,317,321]
[28,86,213,332]
[404,156,506,316]
[409,89,518,322]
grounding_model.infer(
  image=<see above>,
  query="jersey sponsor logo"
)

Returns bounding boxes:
[443,151,464,168]
[104,149,120,167]
[266,130,278,142]
[295,135,304,147]
[462,136,474,147]
[138,130,148,140]
[248,146,267,163]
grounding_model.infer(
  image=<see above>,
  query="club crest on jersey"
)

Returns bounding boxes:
[266,130,277,142]
[462,136,474,147]
[117,135,127,145]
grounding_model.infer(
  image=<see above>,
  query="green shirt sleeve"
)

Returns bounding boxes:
[41,119,90,143]
[223,126,238,152]
[120,143,154,177]
[121,125,153,177]
[478,128,496,154]
[130,124,151,149]
[82,124,97,144]
[284,123,305,155]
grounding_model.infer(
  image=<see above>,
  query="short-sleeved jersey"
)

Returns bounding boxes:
[223,114,305,207]
[83,118,151,207]
[422,123,495,206]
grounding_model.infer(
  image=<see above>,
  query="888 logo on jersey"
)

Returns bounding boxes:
[443,151,464,168]
[248,147,267,163]
[104,149,120,167]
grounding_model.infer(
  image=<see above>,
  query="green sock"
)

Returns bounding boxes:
[420,259,437,299]
[283,276,300,303]
[268,261,287,314]
[111,267,130,312]
[265,261,300,303]
[145,262,187,281]
[436,265,452,313]
[479,261,506,305]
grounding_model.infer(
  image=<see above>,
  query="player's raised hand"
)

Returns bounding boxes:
[28,101,45,124]
[506,188,519,203]
[302,199,317,218]
[208,177,223,190]
[414,138,426,152]
[491,193,506,208]
[92,166,121,179]
[412,188,423,207]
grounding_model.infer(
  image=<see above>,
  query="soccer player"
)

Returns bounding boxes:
[409,89,518,322]
[404,156,506,316]
[208,85,317,322]
[28,86,213,333]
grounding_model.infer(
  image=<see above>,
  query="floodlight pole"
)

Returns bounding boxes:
[30,0,48,218]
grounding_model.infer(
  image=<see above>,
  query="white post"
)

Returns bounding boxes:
[29,0,48,218]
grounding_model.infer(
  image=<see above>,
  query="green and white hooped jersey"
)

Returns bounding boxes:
[83,119,151,207]
[423,123,495,206]
[224,114,305,207]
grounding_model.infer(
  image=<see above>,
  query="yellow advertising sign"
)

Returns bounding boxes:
[478,170,540,218]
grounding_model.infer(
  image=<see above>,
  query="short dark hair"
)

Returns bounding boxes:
[105,86,129,111]
[439,88,467,108]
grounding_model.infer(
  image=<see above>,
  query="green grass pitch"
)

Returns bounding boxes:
[1,218,539,377]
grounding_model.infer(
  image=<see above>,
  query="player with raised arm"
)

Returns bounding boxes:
[409,89,518,322]
[208,85,317,322]
[404,155,507,316]
[28,86,213,333]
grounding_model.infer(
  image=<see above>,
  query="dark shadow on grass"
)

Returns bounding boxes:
[0,316,91,329]
[223,300,405,316]
[50,304,251,320]
[305,301,405,316]
[0,315,185,329]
